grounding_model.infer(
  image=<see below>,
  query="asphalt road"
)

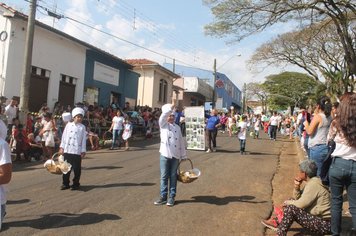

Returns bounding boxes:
[2,132,285,236]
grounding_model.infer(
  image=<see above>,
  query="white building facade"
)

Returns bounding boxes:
[0,4,86,111]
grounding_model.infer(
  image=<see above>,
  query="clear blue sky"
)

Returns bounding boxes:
[3,0,300,88]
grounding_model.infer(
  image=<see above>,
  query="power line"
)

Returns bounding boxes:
[35,2,216,71]
[36,4,210,70]
[88,0,213,67]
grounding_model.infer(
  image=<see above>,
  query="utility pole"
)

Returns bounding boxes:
[19,0,37,124]
[212,58,217,108]
[242,82,246,114]
[173,58,175,73]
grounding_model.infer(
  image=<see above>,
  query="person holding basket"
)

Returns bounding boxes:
[154,103,187,207]
[58,107,86,190]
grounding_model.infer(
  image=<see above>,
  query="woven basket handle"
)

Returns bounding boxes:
[51,152,59,161]
[178,158,194,172]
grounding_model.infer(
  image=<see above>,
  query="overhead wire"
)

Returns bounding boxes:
[17,0,215,72]
[88,0,213,67]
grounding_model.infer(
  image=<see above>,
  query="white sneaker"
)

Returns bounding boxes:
[206,149,212,153]
[213,148,217,152]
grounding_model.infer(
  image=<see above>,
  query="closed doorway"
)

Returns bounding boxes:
[29,66,49,112]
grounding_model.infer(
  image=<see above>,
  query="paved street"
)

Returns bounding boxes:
[2,132,288,236]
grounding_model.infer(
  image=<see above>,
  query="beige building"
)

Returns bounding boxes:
[126,59,179,109]
[173,77,213,110]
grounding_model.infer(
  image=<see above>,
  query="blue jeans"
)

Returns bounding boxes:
[0,204,5,231]
[304,136,310,158]
[329,157,356,235]
[111,129,123,148]
[254,129,259,138]
[270,125,277,140]
[159,155,179,199]
[239,139,246,152]
[309,144,328,176]
[206,129,217,150]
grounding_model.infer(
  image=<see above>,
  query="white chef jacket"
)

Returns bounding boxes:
[0,138,11,205]
[60,121,87,155]
[4,105,17,125]
[159,104,187,160]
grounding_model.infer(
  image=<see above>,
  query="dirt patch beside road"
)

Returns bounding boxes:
[265,138,304,235]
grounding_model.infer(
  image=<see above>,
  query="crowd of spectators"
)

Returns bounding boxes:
[259,93,356,235]
[0,98,163,162]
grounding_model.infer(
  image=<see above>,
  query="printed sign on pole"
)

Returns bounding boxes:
[184,106,205,150]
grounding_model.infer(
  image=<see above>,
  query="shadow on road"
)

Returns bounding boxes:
[12,161,44,172]
[176,195,267,205]
[79,182,155,192]
[3,212,120,230]
[83,166,123,170]
[248,152,275,156]
[217,150,238,153]
[7,199,31,205]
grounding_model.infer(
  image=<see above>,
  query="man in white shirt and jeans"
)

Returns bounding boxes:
[268,111,279,141]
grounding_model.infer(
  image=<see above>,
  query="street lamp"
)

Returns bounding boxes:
[212,54,241,108]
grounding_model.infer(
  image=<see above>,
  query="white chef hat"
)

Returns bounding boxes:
[72,107,85,118]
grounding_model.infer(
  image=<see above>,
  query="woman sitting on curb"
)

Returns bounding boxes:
[261,159,331,235]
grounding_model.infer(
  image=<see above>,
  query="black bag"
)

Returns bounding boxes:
[320,140,336,186]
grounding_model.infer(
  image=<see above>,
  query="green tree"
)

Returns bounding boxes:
[245,82,268,113]
[248,21,354,98]
[204,0,356,77]
[262,72,319,114]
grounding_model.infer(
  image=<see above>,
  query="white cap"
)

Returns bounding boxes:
[72,107,85,118]
[62,112,72,122]
[161,103,173,114]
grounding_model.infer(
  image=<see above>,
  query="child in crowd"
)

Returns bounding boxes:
[9,118,20,151]
[219,113,228,133]
[254,114,261,139]
[33,116,43,137]
[227,113,236,137]
[59,107,86,191]
[238,115,247,154]
[27,133,43,161]
[40,113,56,160]
[87,127,99,151]
[13,124,30,161]
[122,116,133,151]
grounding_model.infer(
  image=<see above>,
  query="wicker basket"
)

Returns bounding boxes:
[44,152,62,175]
[177,158,200,183]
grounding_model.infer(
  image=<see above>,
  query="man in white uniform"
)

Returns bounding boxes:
[0,120,12,230]
[154,104,186,207]
[59,108,86,190]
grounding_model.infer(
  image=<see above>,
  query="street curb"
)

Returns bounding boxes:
[265,138,303,235]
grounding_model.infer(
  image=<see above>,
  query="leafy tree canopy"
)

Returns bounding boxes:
[204,0,356,76]
[248,20,354,97]
[262,71,319,111]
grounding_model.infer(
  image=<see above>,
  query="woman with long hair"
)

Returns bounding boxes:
[328,92,356,235]
[303,96,332,176]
